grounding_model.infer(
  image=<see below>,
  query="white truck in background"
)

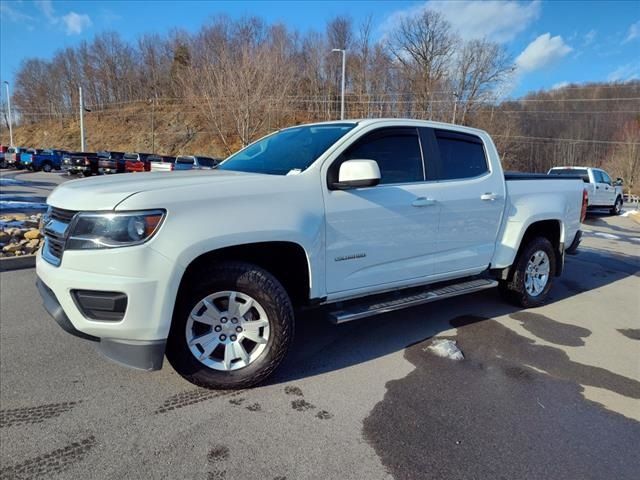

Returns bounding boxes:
[36,119,586,389]
[548,166,624,215]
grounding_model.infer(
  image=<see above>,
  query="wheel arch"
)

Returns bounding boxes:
[494,219,563,280]
[176,241,312,308]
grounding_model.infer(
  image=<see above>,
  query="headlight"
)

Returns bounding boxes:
[66,210,165,250]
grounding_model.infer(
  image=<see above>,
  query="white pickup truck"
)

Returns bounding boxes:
[36,119,586,389]
[548,166,624,215]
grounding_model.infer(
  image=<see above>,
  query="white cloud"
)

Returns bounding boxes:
[0,3,35,23]
[36,0,56,22]
[429,0,541,42]
[382,0,540,43]
[607,62,640,82]
[33,0,91,35]
[583,29,596,46]
[624,20,640,43]
[515,33,573,72]
[551,81,569,90]
[62,12,92,35]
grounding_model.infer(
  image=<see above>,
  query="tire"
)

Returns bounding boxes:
[499,236,556,308]
[610,196,623,215]
[42,162,52,173]
[166,261,295,389]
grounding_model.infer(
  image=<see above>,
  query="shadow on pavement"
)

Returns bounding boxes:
[271,241,639,386]
[362,314,640,480]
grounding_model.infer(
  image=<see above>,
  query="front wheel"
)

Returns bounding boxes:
[610,196,623,215]
[166,261,294,389]
[42,162,52,173]
[499,236,556,308]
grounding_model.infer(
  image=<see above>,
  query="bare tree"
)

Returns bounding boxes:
[184,17,296,152]
[451,39,515,124]
[388,10,454,116]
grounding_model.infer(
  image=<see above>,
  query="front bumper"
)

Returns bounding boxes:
[35,245,183,371]
[37,278,165,370]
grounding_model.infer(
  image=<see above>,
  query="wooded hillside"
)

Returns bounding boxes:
[1,12,638,191]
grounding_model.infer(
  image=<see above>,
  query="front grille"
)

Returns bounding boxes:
[50,207,77,223]
[43,207,78,265]
[45,237,65,260]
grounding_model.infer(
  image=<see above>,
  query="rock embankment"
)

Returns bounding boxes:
[0,214,44,257]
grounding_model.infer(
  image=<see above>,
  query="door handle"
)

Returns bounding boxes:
[480,192,499,201]
[412,197,436,207]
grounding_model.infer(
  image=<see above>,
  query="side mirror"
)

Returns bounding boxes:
[333,159,381,190]
[615,178,624,186]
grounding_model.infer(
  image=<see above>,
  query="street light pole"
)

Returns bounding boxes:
[79,86,86,151]
[3,81,14,147]
[332,48,346,120]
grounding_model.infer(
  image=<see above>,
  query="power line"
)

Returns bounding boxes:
[492,135,638,145]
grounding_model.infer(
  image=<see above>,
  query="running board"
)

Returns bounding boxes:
[328,278,498,324]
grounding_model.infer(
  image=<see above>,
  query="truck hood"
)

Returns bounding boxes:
[47,170,261,210]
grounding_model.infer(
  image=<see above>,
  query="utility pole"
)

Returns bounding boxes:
[332,48,346,120]
[451,91,459,124]
[3,81,14,147]
[79,86,86,151]
[148,96,156,154]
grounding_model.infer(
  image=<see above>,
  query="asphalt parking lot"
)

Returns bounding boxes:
[1,170,639,479]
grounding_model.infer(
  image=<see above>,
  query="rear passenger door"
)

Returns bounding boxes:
[420,128,506,277]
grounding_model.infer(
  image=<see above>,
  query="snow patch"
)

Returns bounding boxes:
[0,201,48,210]
[0,178,27,186]
[621,209,638,217]
[591,232,621,240]
[425,339,464,361]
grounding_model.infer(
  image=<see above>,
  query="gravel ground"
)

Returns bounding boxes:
[0,170,639,479]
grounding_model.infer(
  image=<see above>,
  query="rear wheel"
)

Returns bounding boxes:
[499,236,556,308]
[166,261,294,389]
[610,196,623,215]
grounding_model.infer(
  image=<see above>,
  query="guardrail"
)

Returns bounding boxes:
[623,194,639,209]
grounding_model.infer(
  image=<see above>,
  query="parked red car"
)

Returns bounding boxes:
[124,152,152,173]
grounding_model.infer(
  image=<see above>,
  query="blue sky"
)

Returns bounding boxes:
[1,0,639,98]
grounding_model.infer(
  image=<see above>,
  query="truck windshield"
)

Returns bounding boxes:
[218,123,356,175]
[549,168,590,182]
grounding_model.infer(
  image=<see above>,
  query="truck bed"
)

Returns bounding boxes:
[504,172,582,181]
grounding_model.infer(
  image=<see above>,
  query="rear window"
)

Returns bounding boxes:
[124,154,139,161]
[433,130,488,180]
[176,157,195,164]
[198,158,217,167]
[549,168,589,183]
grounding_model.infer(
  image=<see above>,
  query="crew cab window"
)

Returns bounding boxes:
[592,170,604,183]
[599,171,612,185]
[334,128,423,185]
[433,130,488,180]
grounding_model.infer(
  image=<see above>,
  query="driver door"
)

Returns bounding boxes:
[323,127,440,294]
